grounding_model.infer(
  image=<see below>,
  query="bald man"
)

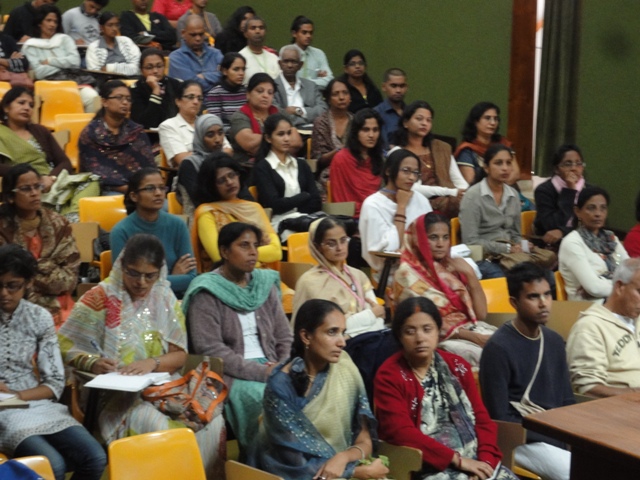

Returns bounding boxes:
[168,15,222,90]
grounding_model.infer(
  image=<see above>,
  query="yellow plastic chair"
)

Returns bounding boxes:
[109,428,206,480]
[287,232,317,265]
[450,217,460,246]
[13,456,56,480]
[521,210,537,238]
[99,250,112,280]
[78,195,127,232]
[0,81,12,100]
[555,270,567,301]
[167,191,183,214]
[226,460,284,480]
[34,80,84,130]
[480,277,516,313]
[122,79,138,87]
[248,185,258,201]
[54,113,94,172]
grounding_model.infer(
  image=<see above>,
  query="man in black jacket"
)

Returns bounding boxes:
[4,0,58,42]
[120,0,176,51]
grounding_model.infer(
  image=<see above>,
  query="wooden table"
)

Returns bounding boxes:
[523,392,640,478]
[371,251,401,298]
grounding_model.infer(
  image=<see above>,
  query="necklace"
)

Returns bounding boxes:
[511,320,541,340]
[407,359,430,382]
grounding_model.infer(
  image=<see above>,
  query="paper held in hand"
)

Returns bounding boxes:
[85,372,171,392]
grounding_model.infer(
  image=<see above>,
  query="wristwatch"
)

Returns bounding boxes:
[295,107,303,116]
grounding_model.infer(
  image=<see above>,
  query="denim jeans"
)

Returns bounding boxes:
[14,426,107,480]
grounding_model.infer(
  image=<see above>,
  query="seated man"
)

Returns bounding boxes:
[4,0,57,42]
[239,16,280,85]
[168,15,222,91]
[290,15,333,89]
[273,45,326,128]
[480,262,573,480]
[62,0,108,46]
[567,257,640,397]
[0,32,30,75]
[373,68,408,148]
[120,0,176,51]
[175,0,221,46]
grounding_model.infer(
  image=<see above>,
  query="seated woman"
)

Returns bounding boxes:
[158,80,204,168]
[214,6,255,54]
[534,144,589,249]
[111,167,196,298]
[394,101,468,218]
[625,190,640,258]
[203,52,247,131]
[183,222,292,455]
[228,73,302,171]
[193,152,280,272]
[459,145,556,280]
[374,297,518,480]
[359,148,432,278]
[0,87,72,187]
[130,48,182,129]
[249,299,389,480]
[0,244,106,480]
[59,234,225,477]
[337,49,382,113]
[22,5,98,112]
[330,108,384,218]
[85,12,141,77]
[559,186,628,302]
[0,164,80,328]
[79,80,156,195]
[253,113,321,239]
[395,213,493,367]
[293,217,385,337]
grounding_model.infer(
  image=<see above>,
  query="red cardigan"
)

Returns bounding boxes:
[374,350,501,471]
[330,148,382,218]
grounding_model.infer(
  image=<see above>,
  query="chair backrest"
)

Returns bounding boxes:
[480,277,516,313]
[109,428,206,480]
[248,185,258,201]
[377,441,422,480]
[279,261,313,291]
[326,179,332,202]
[287,232,317,265]
[34,80,84,130]
[99,250,112,280]
[322,201,356,216]
[78,195,127,232]
[545,300,593,341]
[0,81,12,100]
[13,456,56,480]
[450,217,460,246]
[494,421,543,479]
[167,192,183,214]
[54,113,94,172]
[70,221,99,263]
[226,460,284,480]
[555,270,567,301]
[521,210,537,238]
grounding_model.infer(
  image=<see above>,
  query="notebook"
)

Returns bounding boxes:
[84,372,171,392]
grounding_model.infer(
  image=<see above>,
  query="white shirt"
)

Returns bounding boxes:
[237,311,266,359]
[239,46,281,86]
[279,73,306,114]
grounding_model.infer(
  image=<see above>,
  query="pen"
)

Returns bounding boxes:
[90,340,107,358]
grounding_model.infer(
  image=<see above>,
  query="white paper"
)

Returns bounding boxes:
[84,372,170,392]
[0,393,16,401]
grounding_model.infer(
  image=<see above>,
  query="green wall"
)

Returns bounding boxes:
[4,0,513,137]
[576,1,640,231]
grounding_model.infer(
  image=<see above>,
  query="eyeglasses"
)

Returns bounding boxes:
[182,94,204,102]
[0,281,25,293]
[137,185,169,194]
[12,183,45,193]
[124,268,160,281]
[321,236,350,249]
[107,95,132,103]
[559,161,585,169]
[215,171,239,185]
[347,61,365,67]
[142,63,164,71]
[399,167,421,178]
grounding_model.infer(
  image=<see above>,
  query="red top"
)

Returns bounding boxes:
[330,148,382,218]
[374,350,501,471]
[151,0,192,21]
[624,224,640,258]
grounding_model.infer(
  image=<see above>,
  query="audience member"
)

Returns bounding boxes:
[330,108,384,217]
[59,234,226,477]
[534,144,590,249]
[338,49,383,113]
[151,0,191,28]
[559,186,628,301]
[86,11,141,75]
[394,101,468,218]
[459,144,555,279]
[130,48,181,129]
[183,222,292,456]
[203,52,247,130]
[79,80,155,194]
[169,15,222,91]
[120,0,176,51]
[481,262,573,480]
[239,16,280,85]
[0,164,80,328]
[625,190,640,258]
[395,213,491,366]
[175,0,221,45]
[359,148,432,277]
[273,45,326,127]
[290,15,333,89]
[374,68,408,147]
[4,0,55,42]
[111,168,196,297]
[214,5,254,54]
[374,297,518,480]
[0,244,106,480]
[250,299,389,480]
[0,31,30,81]
[158,80,203,167]
[566,257,640,397]
[61,0,107,46]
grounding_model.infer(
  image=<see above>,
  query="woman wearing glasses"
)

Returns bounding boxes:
[111,168,196,298]
[534,144,591,249]
[337,49,382,113]
[0,164,80,329]
[293,217,385,337]
[85,12,141,76]
[79,80,156,195]
[60,234,226,478]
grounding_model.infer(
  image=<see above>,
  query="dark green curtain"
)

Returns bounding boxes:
[535,0,582,176]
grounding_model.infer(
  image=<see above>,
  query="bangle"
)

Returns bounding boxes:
[505,243,511,254]
[394,213,407,219]
[348,445,366,461]
[452,452,461,468]
[152,357,160,371]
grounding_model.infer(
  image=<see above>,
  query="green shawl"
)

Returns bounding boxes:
[0,124,50,175]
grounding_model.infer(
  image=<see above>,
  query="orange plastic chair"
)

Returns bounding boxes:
[286,232,317,265]
[326,179,332,202]
[0,81,12,100]
[13,456,56,480]
[167,192,183,214]
[54,113,94,172]
[248,185,258,201]
[555,270,567,301]
[450,217,460,246]
[521,210,537,238]
[109,428,206,480]
[34,80,84,130]
[78,195,127,232]
[99,250,113,280]
[480,277,516,313]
